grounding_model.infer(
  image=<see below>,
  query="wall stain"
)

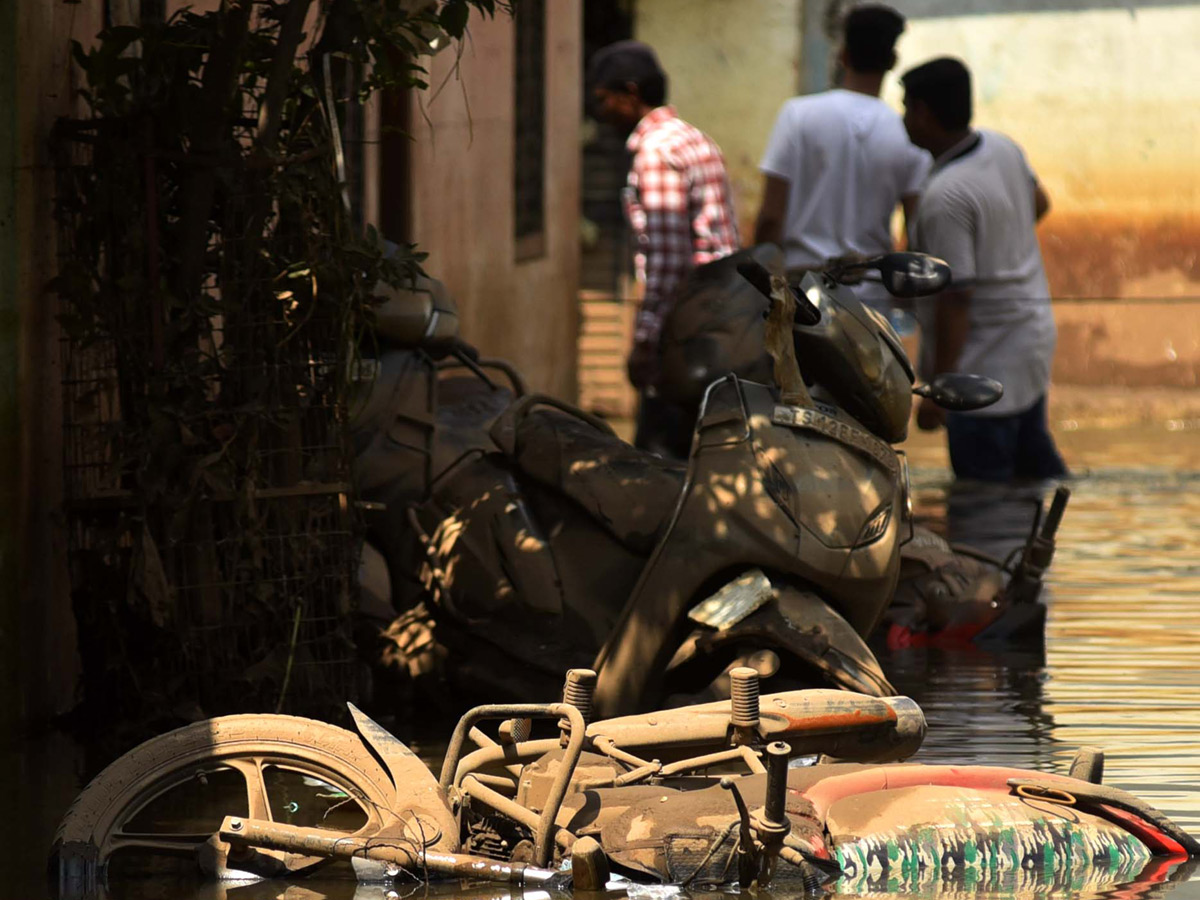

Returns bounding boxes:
[1039,212,1200,300]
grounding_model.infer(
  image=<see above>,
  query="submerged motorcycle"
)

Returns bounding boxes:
[352,250,1039,716]
[51,668,1199,898]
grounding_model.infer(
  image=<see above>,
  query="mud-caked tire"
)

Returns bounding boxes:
[50,714,396,899]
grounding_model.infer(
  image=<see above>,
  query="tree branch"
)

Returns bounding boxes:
[173,0,253,303]
[255,0,314,153]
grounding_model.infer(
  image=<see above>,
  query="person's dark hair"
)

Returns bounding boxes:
[901,57,973,130]
[843,4,905,73]
[586,40,669,106]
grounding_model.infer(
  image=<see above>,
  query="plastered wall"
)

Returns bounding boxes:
[407,4,582,400]
[885,3,1200,302]
[636,0,804,242]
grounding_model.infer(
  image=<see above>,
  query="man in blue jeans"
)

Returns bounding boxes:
[901,57,1068,482]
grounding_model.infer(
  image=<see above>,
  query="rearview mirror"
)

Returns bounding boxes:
[875,252,951,299]
[914,373,1004,411]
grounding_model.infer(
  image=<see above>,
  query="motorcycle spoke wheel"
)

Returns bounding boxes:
[52,715,397,898]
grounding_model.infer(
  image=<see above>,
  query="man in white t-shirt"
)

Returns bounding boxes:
[754,4,929,309]
[902,56,1068,482]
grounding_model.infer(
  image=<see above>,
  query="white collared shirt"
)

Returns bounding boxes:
[759,89,931,274]
[911,129,1057,417]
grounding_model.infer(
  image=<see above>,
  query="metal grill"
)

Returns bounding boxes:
[54,120,361,726]
[513,0,546,256]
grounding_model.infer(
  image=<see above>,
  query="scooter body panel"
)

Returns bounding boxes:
[409,450,647,699]
[593,376,904,715]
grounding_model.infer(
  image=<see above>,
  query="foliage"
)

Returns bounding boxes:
[53,0,510,732]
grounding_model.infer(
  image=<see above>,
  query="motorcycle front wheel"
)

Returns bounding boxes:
[51,714,396,899]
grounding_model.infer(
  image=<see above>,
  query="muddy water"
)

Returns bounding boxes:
[14,426,1200,899]
[879,426,1200,897]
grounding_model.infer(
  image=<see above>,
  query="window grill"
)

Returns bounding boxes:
[513,0,546,259]
[52,109,361,729]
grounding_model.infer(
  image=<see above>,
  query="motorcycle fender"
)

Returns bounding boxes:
[681,582,895,697]
[347,703,458,851]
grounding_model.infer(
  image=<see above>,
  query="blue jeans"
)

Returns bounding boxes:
[946,394,1068,483]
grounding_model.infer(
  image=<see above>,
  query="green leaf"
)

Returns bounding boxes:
[438,1,470,39]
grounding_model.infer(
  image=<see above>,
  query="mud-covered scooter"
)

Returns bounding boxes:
[656,245,1070,653]
[52,667,1199,897]
[351,250,1042,717]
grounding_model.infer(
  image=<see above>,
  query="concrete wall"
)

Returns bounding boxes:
[879,2,1200,385]
[636,0,804,242]
[884,3,1200,301]
[406,3,582,399]
[3,1,98,735]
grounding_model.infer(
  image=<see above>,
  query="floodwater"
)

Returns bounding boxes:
[11,425,1200,900]
[876,425,1200,898]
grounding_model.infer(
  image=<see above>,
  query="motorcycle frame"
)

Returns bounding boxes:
[215,688,926,886]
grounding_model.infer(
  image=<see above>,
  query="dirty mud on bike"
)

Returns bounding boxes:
[51,667,1199,898]
[353,251,1065,717]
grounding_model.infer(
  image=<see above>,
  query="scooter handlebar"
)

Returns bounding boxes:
[737,260,774,299]
[736,260,821,326]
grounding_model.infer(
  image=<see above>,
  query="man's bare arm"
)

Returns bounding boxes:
[753,175,790,246]
[933,287,972,374]
[901,193,920,247]
[1034,181,1051,222]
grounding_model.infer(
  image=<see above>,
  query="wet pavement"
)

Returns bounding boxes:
[11,424,1200,898]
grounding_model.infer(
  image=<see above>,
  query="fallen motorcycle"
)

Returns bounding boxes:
[353,250,1048,716]
[51,668,1199,898]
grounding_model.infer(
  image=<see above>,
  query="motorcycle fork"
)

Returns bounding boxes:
[216,816,562,884]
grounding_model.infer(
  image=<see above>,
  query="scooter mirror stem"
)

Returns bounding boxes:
[762,274,813,408]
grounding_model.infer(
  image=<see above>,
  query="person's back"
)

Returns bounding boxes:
[913,128,1055,417]
[762,88,925,268]
[755,3,929,292]
[902,56,1067,482]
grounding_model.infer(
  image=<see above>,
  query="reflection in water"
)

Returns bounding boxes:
[84,863,1200,900]
[880,445,1200,897]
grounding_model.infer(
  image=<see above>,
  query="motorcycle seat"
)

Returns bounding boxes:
[493,401,685,555]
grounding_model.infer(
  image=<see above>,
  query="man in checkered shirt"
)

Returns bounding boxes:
[589,41,740,455]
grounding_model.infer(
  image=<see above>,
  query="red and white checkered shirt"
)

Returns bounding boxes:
[623,106,740,345]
